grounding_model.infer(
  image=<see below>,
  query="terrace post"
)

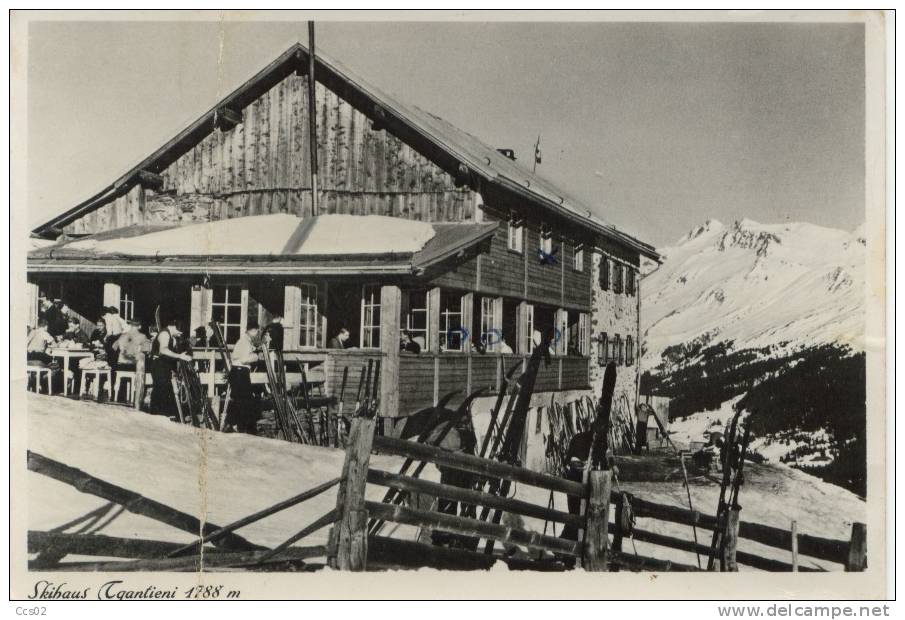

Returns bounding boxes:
[283,284,302,351]
[379,285,401,419]
[26,281,39,329]
[330,415,376,571]
[428,287,441,354]
[190,283,213,336]
[584,469,613,571]
[516,301,530,355]
[102,282,121,311]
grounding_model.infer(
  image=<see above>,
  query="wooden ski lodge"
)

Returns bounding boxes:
[27,42,659,422]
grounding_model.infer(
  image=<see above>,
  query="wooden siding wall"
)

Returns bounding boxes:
[324,350,385,405]
[470,355,499,393]
[475,216,528,299]
[525,221,564,307]
[562,241,592,308]
[397,352,589,417]
[398,355,437,414]
[428,210,592,312]
[64,75,477,235]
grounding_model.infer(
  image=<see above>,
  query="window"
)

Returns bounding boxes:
[597,332,609,365]
[402,289,429,351]
[574,245,584,273]
[613,334,623,365]
[479,296,500,352]
[297,284,318,348]
[360,285,381,348]
[599,257,610,291]
[626,335,635,366]
[564,311,590,356]
[119,286,135,321]
[625,269,636,296]
[439,290,465,352]
[613,263,624,294]
[507,217,524,254]
[212,285,244,345]
[538,226,553,257]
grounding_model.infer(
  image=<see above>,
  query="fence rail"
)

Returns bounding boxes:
[332,417,867,573]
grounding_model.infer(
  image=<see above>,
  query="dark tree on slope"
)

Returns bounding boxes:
[643,342,866,496]
[737,347,866,497]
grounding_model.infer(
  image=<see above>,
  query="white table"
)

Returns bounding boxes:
[48,348,95,396]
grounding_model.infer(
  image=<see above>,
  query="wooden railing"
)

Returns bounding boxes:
[328,417,867,572]
[398,353,590,415]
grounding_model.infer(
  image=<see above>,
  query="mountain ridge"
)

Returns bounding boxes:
[642,217,865,368]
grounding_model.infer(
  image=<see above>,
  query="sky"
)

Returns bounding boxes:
[26,19,865,247]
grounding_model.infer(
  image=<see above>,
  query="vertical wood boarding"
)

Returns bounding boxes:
[584,470,612,571]
[331,416,376,571]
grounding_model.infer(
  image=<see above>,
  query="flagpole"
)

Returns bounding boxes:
[307,21,319,215]
[533,135,541,173]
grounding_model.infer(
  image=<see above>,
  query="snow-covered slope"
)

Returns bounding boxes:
[26,393,864,571]
[642,218,865,367]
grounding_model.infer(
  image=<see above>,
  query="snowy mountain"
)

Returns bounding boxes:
[639,218,867,495]
[641,218,865,368]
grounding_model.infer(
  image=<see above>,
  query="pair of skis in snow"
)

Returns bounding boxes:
[706,407,752,570]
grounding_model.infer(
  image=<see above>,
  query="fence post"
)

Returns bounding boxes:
[329,416,376,571]
[845,522,867,572]
[790,520,799,572]
[722,509,740,571]
[584,470,613,571]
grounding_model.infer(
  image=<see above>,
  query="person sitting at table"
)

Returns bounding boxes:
[327,326,350,349]
[45,300,69,339]
[225,322,262,435]
[400,331,421,354]
[88,319,107,357]
[149,318,191,419]
[26,318,55,365]
[62,317,89,347]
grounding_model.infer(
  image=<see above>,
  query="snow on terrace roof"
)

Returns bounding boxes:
[61,214,435,257]
[28,214,498,276]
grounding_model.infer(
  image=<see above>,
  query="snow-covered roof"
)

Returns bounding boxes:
[28,214,497,277]
[59,214,435,257]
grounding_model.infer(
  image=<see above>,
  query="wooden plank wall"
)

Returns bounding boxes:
[475,215,526,299]
[65,75,476,235]
[396,352,589,417]
[398,355,437,414]
[525,222,565,308]
[470,355,499,393]
[562,242,592,309]
[324,350,385,403]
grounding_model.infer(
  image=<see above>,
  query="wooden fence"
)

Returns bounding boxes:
[328,417,868,573]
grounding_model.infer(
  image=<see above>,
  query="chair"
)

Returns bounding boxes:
[26,366,53,394]
[113,370,136,403]
[81,367,113,400]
